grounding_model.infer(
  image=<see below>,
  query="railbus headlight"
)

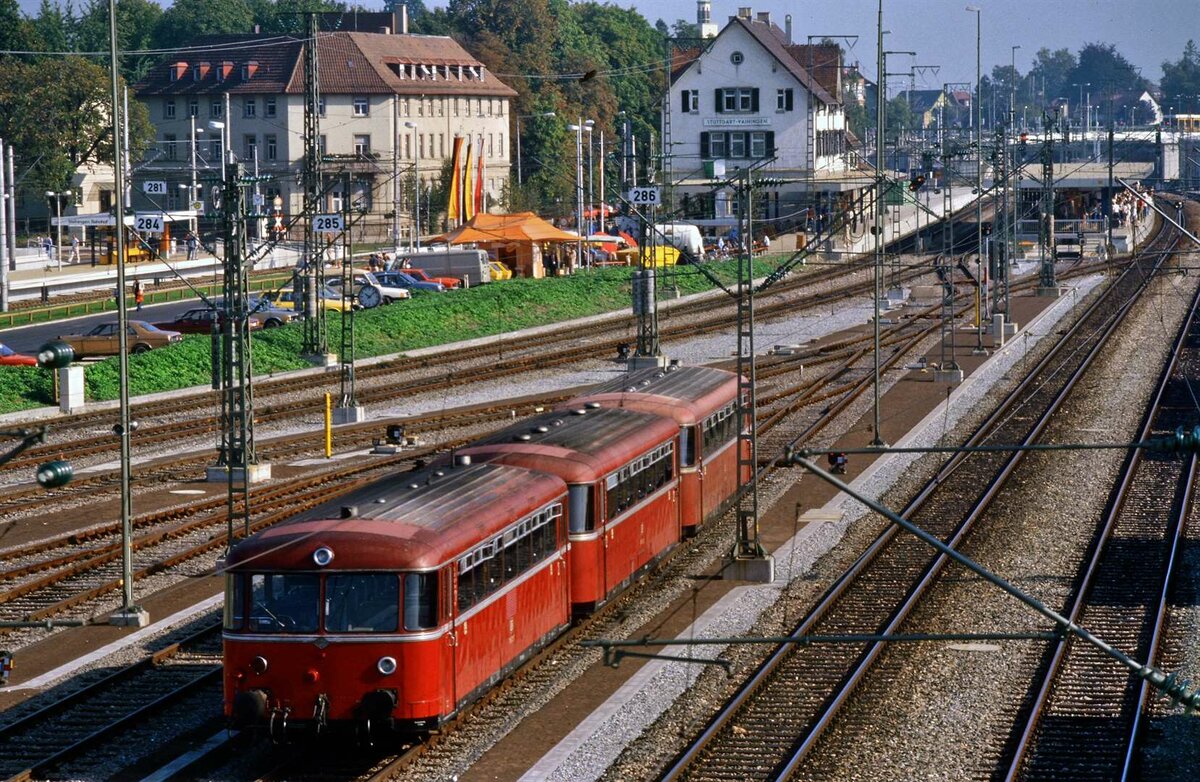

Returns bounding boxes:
[377,656,397,675]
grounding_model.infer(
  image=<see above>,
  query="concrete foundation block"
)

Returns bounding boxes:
[724,554,775,583]
[627,355,669,370]
[109,607,150,627]
[934,367,965,384]
[332,405,367,425]
[1037,286,1066,298]
[206,462,273,485]
[303,352,339,367]
[1003,322,1018,337]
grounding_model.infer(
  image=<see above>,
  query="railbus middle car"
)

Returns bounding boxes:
[223,461,571,737]
[559,364,746,534]
[449,406,681,616]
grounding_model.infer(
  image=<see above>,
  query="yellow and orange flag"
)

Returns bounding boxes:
[447,135,464,224]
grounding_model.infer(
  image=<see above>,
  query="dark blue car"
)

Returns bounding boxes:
[375,270,446,293]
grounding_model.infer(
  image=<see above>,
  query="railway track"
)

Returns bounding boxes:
[658,207,1181,781]
[1000,223,1200,778]
[0,623,222,781]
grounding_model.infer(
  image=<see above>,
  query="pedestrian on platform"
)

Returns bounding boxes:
[68,235,80,264]
[186,232,198,260]
[133,280,144,311]
[42,235,54,262]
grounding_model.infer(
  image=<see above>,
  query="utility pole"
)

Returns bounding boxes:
[872,0,888,444]
[300,12,328,359]
[1037,112,1061,296]
[334,172,364,424]
[969,5,987,356]
[0,138,7,313]
[208,160,268,536]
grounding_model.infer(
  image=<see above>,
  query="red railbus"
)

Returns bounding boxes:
[454,406,680,615]
[223,461,570,737]
[561,364,746,534]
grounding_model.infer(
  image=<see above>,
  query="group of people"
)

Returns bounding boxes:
[38,234,81,264]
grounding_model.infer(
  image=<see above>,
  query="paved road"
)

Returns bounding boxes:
[0,299,203,354]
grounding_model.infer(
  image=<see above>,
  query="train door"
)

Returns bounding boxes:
[442,566,457,716]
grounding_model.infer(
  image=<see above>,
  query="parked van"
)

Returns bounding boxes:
[653,223,704,261]
[392,249,490,287]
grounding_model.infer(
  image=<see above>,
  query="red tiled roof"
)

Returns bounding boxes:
[135,31,515,98]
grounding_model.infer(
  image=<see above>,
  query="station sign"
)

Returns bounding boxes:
[133,212,165,235]
[313,214,344,234]
[628,187,660,206]
[142,181,167,195]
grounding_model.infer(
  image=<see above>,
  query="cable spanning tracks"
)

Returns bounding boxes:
[0,623,222,781]
[660,213,1181,782]
[1001,225,1200,779]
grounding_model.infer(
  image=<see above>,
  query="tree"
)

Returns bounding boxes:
[1161,40,1200,114]
[0,0,43,56]
[74,0,163,81]
[155,0,255,50]
[32,0,74,55]
[1028,46,1076,103]
[0,57,153,194]
[1069,42,1146,94]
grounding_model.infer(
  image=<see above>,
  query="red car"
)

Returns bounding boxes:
[0,342,37,366]
[155,308,263,334]
[409,268,463,289]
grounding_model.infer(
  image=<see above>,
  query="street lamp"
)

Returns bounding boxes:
[1072,82,1091,130]
[404,121,420,250]
[1010,45,1021,120]
[189,119,204,233]
[45,190,71,270]
[567,122,586,268]
[583,120,595,235]
[516,111,555,185]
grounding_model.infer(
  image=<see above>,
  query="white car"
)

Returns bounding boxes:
[327,270,413,307]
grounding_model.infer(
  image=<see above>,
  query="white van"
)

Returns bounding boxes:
[653,223,704,260]
[391,249,491,287]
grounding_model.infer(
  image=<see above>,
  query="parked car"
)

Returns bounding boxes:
[256,284,356,313]
[375,270,446,294]
[326,271,413,306]
[245,299,302,328]
[488,260,514,281]
[0,342,37,366]
[57,321,183,358]
[154,307,263,334]
[407,268,463,289]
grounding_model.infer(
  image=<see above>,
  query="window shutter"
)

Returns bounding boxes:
[786,89,794,112]
[750,88,760,113]
[681,91,689,113]
[765,132,775,157]
[700,132,710,158]
[714,88,724,113]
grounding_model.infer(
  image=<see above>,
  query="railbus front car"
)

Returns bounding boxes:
[222,461,570,738]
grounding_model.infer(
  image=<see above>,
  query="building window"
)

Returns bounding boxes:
[488,133,493,157]
[476,97,483,116]
[244,98,256,118]
[165,133,177,160]
[164,99,176,119]
[210,138,222,160]
[418,134,425,158]
[318,96,326,117]
[498,133,504,158]
[211,100,223,118]
[709,133,726,157]
[245,134,257,160]
[438,134,444,158]
[318,135,327,156]
[729,132,746,158]
[716,87,758,114]
[401,98,410,117]
[750,131,768,158]
[437,97,444,117]
[188,99,198,117]
[265,97,276,118]
[454,97,460,117]
[265,134,277,161]
[353,96,369,116]
[681,89,699,114]
[353,134,370,156]
[352,178,371,211]
[777,88,794,112]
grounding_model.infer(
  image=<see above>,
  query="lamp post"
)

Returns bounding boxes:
[516,111,555,186]
[1072,82,1091,130]
[1010,45,1021,120]
[967,4,986,353]
[567,121,586,268]
[45,190,70,271]
[404,121,420,250]
[189,117,203,233]
[584,120,594,236]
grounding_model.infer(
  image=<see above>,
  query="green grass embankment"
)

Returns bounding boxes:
[0,259,783,415]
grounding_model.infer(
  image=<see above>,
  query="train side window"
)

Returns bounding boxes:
[326,573,399,632]
[224,574,245,630]
[457,558,478,612]
[569,485,595,533]
[404,572,438,630]
[248,573,319,633]
[681,427,696,466]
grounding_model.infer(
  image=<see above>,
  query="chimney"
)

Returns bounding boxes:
[737,7,752,20]
[756,11,770,24]
[394,4,408,34]
[785,14,792,44]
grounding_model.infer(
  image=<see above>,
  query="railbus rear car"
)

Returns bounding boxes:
[561,364,746,534]
[451,406,680,615]
[222,461,570,738]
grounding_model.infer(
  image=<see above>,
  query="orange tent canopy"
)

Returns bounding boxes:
[434,212,579,245]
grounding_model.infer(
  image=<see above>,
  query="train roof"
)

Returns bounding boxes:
[456,406,677,483]
[562,365,739,425]
[224,462,565,571]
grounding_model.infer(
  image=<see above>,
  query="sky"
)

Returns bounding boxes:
[16,0,1196,90]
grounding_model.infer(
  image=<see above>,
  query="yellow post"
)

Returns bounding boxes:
[324,393,332,458]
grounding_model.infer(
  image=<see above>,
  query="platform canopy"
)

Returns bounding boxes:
[435,212,579,245]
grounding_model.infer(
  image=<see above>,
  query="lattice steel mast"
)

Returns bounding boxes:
[301,13,327,357]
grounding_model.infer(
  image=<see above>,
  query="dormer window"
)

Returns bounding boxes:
[169,62,187,82]
[195,62,211,81]
[242,61,258,80]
